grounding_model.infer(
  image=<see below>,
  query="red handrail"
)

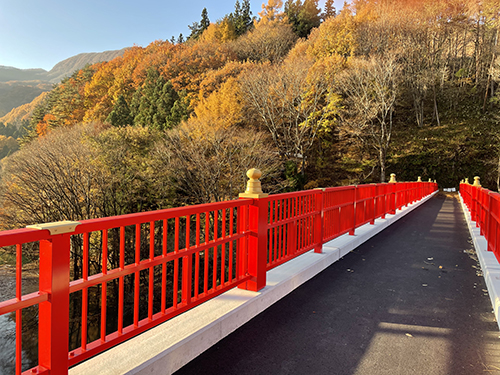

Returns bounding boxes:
[460,183,500,259]
[0,181,437,375]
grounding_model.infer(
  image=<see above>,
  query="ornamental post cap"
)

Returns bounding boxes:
[246,168,262,181]
[389,173,397,183]
[239,168,269,198]
[417,176,422,182]
[473,176,481,187]
[465,177,470,184]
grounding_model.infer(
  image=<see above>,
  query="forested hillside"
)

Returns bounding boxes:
[0,0,499,230]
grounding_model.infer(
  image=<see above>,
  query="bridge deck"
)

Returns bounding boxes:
[174,194,500,375]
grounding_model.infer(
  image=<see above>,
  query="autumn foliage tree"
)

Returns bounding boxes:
[157,119,284,203]
[0,122,172,230]
[240,55,340,182]
[337,55,401,182]
[232,20,297,63]
[194,77,245,129]
[199,18,238,44]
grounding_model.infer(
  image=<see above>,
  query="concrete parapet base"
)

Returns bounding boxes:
[70,191,438,375]
[459,194,500,329]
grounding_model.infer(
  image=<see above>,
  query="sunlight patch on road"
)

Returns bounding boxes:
[354,322,451,375]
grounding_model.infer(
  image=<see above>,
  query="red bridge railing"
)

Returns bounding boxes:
[460,179,500,260]
[0,175,437,375]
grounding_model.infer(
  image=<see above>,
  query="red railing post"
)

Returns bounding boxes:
[314,189,324,253]
[239,169,269,292]
[26,221,80,375]
[370,184,376,224]
[405,182,409,207]
[381,184,387,219]
[388,173,397,214]
[488,193,500,254]
[473,176,482,227]
[485,191,492,239]
[39,235,71,375]
[243,199,268,291]
[349,186,356,235]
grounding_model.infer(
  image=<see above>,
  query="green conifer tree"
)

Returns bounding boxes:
[200,8,210,30]
[188,8,211,40]
[106,95,133,127]
[285,0,321,38]
[230,0,253,36]
[131,69,187,130]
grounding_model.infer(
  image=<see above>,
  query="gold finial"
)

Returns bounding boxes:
[417,176,422,182]
[460,179,464,184]
[434,180,437,183]
[389,173,397,183]
[429,178,432,182]
[239,168,269,198]
[473,176,481,187]
[465,177,470,184]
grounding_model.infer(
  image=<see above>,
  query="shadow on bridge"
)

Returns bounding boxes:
[174,194,500,375]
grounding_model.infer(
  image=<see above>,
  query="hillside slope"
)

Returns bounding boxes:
[0,82,52,118]
[0,91,49,125]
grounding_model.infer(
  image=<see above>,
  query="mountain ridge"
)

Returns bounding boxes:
[0,48,128,118]
[46,48,128,83]
[0,48,128,84]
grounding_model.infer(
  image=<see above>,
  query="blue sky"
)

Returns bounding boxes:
[0,0,346,71]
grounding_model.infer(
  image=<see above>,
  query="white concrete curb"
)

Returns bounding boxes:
[459,193,500,330]
[70,191,438,375]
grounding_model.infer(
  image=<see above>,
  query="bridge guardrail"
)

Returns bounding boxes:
[0,173,437,375]
[460,179,500,257]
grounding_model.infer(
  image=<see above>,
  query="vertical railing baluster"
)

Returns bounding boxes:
[204,212,209,294]
[15,243,22,375]
[173,217,179,308]
[182,216,192,305]
[148,221,154,321]
[134,225,140,328]
[161,219,167,314]
[81,232,89,352]
[228,209,234,282]
[118,226,124,335]
[195,214,201,297]
[101,230,108,341]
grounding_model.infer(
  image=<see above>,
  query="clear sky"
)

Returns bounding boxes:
[0,0,346,71]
